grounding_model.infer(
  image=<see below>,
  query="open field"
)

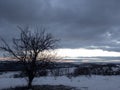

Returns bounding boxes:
[0,71,120,90]
[1,62,120,90]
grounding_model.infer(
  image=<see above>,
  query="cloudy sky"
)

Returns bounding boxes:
[1,0,120,60]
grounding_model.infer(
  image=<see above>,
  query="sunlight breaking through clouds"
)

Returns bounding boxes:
[56,48,120,58]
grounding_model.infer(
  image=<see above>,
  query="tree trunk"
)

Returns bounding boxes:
[28,78,33,89]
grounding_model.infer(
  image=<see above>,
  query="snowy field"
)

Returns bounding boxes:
[0,72,120,90]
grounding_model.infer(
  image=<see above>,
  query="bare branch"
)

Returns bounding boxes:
[0,26,59,88]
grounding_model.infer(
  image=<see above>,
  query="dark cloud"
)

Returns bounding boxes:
[0,0,120,52]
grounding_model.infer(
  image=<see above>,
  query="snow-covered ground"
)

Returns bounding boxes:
[0,72,120,90]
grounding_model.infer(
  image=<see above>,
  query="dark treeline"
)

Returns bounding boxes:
[0,61,76,72]
[73,63,120,76]
[1,61,120,76]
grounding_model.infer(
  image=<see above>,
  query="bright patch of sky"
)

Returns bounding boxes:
[56,48,120,58]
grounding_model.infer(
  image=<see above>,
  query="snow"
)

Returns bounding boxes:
[0,78,26,89]
[33,76,120,90]
[0,72,120,90]
[0,72,19,78]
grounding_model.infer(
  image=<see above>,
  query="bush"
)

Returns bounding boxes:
[73,67,91,77]
[37,70,48,77]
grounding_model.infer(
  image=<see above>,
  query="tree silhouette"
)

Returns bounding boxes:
[0,26,59,88]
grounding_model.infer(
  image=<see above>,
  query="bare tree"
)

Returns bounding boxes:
[0,26,59,88]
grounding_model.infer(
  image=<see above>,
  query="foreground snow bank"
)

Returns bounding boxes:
[0,78,26,89]
[33,76,120,90]
[0,72,120,90]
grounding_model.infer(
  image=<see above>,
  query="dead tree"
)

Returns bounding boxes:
[0,26,58,88]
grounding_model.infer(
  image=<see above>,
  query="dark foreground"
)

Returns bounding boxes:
[2,85,77,90]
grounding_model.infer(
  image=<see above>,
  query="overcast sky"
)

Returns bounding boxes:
[0,0,120,53]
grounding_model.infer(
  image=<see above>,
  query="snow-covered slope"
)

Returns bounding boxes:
[0,72,120,90]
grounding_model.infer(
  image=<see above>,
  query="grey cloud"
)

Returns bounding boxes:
[0,0,120,52]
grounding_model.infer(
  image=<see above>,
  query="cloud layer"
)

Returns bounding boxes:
[0,0,120,52]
